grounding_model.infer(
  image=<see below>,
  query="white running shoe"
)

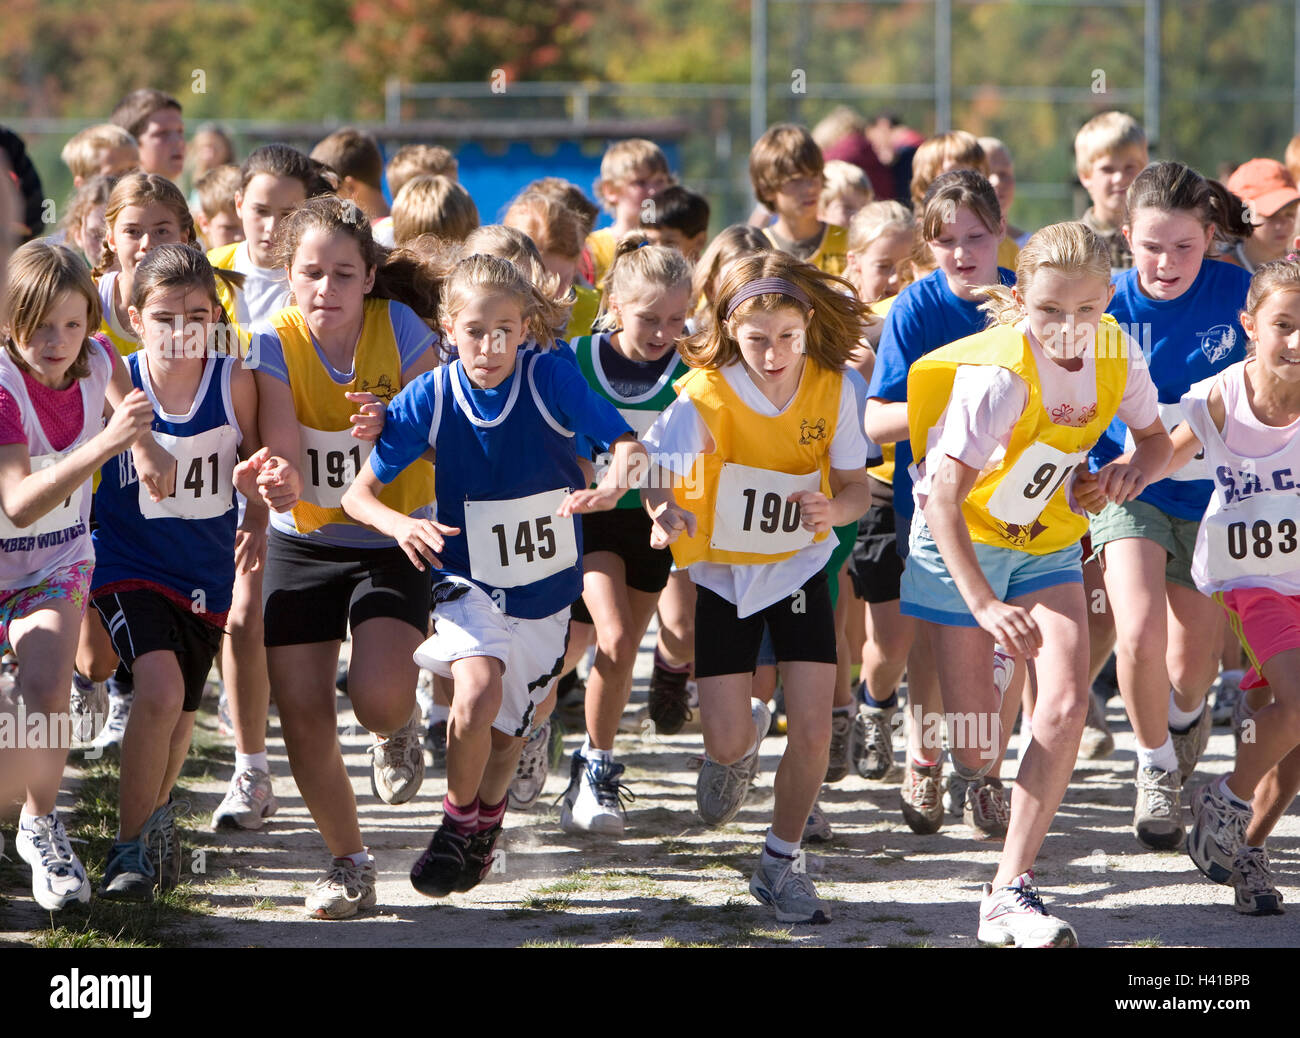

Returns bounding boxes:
[508,720,550,811]
[978,871,1077,948]
[211,769,279,831]
[802,796,833,844]
[696,698,771,827]
[369,709,425,805]
[83,692,131,760]
[69,674,107,748]
[560,753,633,835]
[750,850,831,924]
[1188,780,1252,885]
[305,855,377,919]
[16,810,91,910]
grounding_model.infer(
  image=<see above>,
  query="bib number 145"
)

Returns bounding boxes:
[490,516,558,567]
[464,488,578,588]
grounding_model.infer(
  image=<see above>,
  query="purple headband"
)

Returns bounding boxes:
[725,277,812,319]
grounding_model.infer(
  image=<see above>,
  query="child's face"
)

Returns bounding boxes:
[1242,288,1300,386]
[729,304,808,400]
[1248,200,1299,265]
[1125,206,1214,302]
[928,206,1003,301]
[17,290,90,388]
[289,228,376,337]
[540,250,578,294]
[239,173,309,269]
[136,109,186,181]
[1080,144,1148,227]
[1015,267,1115,366]
[609,166,670,228]
[128,285,220,363]
[613,282,691,363]
[99,144,139,180]
[76,205,108,267]
[772,174,823,227]
[985,151,1016,220]
[201,208,245,249]
[446,293,527,390]
[848,227,914,303]
[108,201,186,279]
[820,189,869,230]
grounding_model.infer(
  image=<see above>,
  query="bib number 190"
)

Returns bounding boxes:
[491,516,557,567]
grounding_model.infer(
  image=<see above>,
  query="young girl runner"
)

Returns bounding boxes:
[1088,161,1255,849]
[905,222,1169,946]
[558,233,692,835]
[248,195,439,918]
[91,245,266,900]
[1,241,156,909]
[341,254,647,897]
[864,170,1020,837]
[643,252,872,924]
[1159,259,1300,915]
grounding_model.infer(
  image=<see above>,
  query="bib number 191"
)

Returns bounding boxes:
[306,445,362,490]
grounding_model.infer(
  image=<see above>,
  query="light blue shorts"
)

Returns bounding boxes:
[899,517,1083,628]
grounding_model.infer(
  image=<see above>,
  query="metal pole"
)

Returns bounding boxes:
[385,78,401,126]
[935,0,952,133]
[751,0,768,145]
[1144,0,1160,148]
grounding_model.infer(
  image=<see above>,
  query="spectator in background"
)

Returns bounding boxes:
[109,89,186,182]
[813,106,893,201]
[865,112,922,204]
[0,127,47,244]
[311,127,390,225]
[1224,158,1300,272]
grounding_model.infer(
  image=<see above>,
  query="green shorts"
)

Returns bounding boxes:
[824,521,859,609]
[1087,497,1200,591]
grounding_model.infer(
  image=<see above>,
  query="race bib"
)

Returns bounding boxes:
[985,441,1085,527]
[463,488,578,588]
[298,425,371,510]
[140,426,238,521]
[711,462,820,555]
[1125,401,1207,481]
[1205,494,1300,582]
[0,454,85,539]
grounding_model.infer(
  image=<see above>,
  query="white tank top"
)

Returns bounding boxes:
[1185,361,1300,596]
[0,345,113,589]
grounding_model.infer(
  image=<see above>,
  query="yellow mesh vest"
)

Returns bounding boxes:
[587,228,616,290]
[907,316,1129,555]
[565,283,602,340]
[274,298,434,534]
[207,242,254,358]
[670,361,840,568]
[762,223,849,277]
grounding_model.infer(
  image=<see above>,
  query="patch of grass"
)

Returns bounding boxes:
[903,926,931,937]
[1130,937,1163,948]
[844,932,874,944]
[613,934,635,945]
[534,872,591,896]
[31,886,213,949]
[660,838,693,855]
[748,926,794,942]
[661,935,719,948]
[520,939,577,948]
[518,893,571,913]
[868,913,909,923]
[886,939,934,949]
[555,921,596,937]
[249,897,276,911]
[32,925,157,949]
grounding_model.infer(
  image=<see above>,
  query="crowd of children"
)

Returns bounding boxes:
[0,86,1298,947]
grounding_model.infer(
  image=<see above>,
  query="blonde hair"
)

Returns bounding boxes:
[392,175,479,246]
[2,241,102,381]
[812,106,867,152]
[195,164,241,220]
[526,178,599,236]
[386,144,458,197]
[910,130,988,209]
[60,124,138,181]
[593,232,693,332]
[1242,258,1300,339]
[749,123,824,209]
[593,140,671,214]
[848,200,914,254]
[96,172,195,276]
[1286,135,1300,186]
[1074,111,1147,179]
[692,224,773,316]
[821,159,874,211]
[462,224,571,329]
[503,191,586,260]
[977,221,1109,325]
[682,252,871,371]
[439,253,563,353]
[61,173,119,243]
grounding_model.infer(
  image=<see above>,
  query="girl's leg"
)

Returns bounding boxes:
[752,665,777,704]
[479,728,528,805]
[906,622,944,762]
[656,569,695,668]
[1166,581,1223,712]
[772,660,836,843]
[1245,742,1300,846]
[560,620,594,679]
[444,654,504,809]
[862,601,912,703]
[581,553,660,749]
[698,673,762,765]
[116,651,186,840]
[1224,650,1300,801]
[1083,553,1115,684]
[222,567,269,757]
[347,616,422,737]
[10,601,82,816]
[74,606,117,683]
[832,559,855,711]
[845,589,866,689]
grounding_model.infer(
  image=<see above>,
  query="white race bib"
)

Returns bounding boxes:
[985,441,1085,526]
[1125,401,1207,481]
[1205,494,1300,582]
[463,488,578,588]
[140,426,238,521]
[298,425,371,509]
[0,454,85,539]
[711,462,820,555]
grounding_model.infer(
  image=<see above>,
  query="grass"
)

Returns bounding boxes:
[904,926,932,937]
[520,938,577,948]
[867,913,909,923]
[518,893,572,913]
[28,886,215,949]
[1130,937,1163,948]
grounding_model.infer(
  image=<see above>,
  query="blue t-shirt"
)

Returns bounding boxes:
[1090,259,1252,520]
[866,266,1016,518]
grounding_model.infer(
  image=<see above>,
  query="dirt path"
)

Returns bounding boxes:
[2,626,1296,948]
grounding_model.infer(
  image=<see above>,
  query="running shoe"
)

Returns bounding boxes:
[69,674,107,747]
[508,720,550,811]
[560,753,635,835]
[851,700,895,780]
[825,710,853,783]
[750,850,831,923]
[216,686,234,739]
[1077,691,1115,760]
[211,768,278,831]
[306,856,376,919]
[410,822,469,898]
[978,870,1077,947]
[1210,670,1244,726]
[15,811,91,910]
[901,759,944,834]
[802,797,833,844]
[425,718,448,771]
[456,824,503,893]
[696,698,770,826]
[99,836,155,903]
[1188,781,1252,885]
[964,775,1010,839]
[1233,845,1284,915]
[83,692,131,759]
[143,798,188,893]
[1171,701,1212,785]
[1133,765,1184,850]
[369,709,425,805]
[648,662,693,735]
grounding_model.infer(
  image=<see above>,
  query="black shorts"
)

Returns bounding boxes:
[694,570,838,679]
[262,529,432,647]
[93,589,224,712]
[847,502,906,604]
[571,508,673,625]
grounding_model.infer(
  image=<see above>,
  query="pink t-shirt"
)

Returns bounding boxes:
[0,336,113,451]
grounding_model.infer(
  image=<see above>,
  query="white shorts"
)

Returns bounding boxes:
[414,578,570,737]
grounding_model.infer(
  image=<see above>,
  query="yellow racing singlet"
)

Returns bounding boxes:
[906,316,1129,555]
[670,361,841,568]
[587,228,617,290]
[207,242,254,358]
[763,223,849,277]
[565,283,602,340]
[273,298,434,534]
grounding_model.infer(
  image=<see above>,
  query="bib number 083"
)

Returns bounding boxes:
[1225,518,1298,560]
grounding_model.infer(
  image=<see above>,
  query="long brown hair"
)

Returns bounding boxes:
[95,171,195,276]
[3,241,102,381]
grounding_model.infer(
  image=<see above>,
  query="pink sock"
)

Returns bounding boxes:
[443,795,479,836]
[477,794,507,832]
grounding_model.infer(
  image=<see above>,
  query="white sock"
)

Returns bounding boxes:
[236,751,268,774]
[345,850,373,867]
[19,808,53,827]
[763,829,801,859]
[1168,690,1204,730]
[581,737,612,764]
[1136,736,1179,774]
[1218,776,1252,810]
[427,703,450,725]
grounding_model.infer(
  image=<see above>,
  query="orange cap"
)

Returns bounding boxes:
[1228,158,1300,220]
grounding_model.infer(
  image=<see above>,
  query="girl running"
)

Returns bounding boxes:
[905,222,1168,945]
[643,252,872,924]
[558,233,692,835]
[1,241,155,909]
[1088,161,1255,850]
[91,244,266,900]
[342,254,646,897]
[248,195,439,918]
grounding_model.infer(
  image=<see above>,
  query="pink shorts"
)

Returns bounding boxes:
[0,561,93,656]
[1216,587,1300,691]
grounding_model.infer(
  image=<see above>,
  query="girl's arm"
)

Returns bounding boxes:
[251,369,303,513]
[1094,417,1174,504]
[340,458,459,572]
[922,454,1042,658]
[643,470,697,549]
[229,363,269,574]
[789,465,871,532]
[0,390,154,528]
[864,398,909,445]
[103,346,176,502]
[559,434,650,515]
